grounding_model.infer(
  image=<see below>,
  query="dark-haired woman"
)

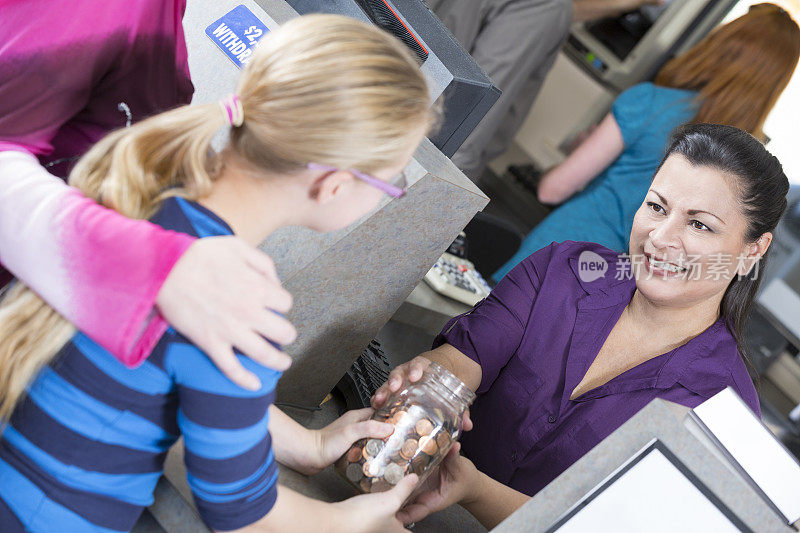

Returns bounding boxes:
[373,123,791,529]
[493,3,799,282]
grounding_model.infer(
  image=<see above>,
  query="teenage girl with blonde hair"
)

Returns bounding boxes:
[0,14,435,532]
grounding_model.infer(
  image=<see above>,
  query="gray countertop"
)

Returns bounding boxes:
[393,282,472,336]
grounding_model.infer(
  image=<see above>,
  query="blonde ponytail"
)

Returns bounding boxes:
[0,14,434,424]
[71,102,229,219]
[0,103,230,425]
[0,285,76,424]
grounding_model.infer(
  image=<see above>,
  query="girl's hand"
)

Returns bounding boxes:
[397,442,480,525]
[332,474,419,532]
[156,236,297,390]
[302,408,394,475]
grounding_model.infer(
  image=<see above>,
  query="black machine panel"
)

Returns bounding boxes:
[355,0,429,61]
[285,0,501,158]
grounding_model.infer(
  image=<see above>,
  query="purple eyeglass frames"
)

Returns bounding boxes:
[306,163,407,199]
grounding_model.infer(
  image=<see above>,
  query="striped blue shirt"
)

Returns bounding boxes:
[0,197,281,532]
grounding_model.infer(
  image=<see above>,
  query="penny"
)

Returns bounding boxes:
[347,446,363,463]
[435,431,451,450]
[368,460,385,478]
[418,435,438,455]
[371,478,392,493]
[391,410,411,426]
[362,461,375,478]
[360,478,372,493]
[346,462,364,482]
[400,438,419,460]
[415,418,434,436]
[383,462,405,485]
[410,454,428,476]
[365,438,385,458]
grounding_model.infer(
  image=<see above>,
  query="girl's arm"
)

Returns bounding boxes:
[229,479,418,533]
[535,112,625,205]
[0,150,295,387]
[268,406,395,475]
[173,338,418,533]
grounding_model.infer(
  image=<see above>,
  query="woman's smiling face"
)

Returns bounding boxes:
[628,153,764,309]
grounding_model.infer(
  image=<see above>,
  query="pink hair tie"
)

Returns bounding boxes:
[219,94,244,127]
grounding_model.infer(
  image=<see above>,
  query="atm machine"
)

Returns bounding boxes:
[566,0,738,93]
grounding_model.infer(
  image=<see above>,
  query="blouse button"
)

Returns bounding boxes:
[547,415,557,424]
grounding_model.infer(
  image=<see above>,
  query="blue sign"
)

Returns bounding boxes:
[206,5,269,69]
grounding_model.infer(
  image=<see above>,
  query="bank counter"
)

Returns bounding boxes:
[138,388,800,532]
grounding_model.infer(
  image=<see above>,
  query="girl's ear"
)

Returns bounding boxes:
[309,170,355,205]
[737,232,772,276]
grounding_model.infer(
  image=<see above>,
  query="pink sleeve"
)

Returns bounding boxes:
[0,149,195,366]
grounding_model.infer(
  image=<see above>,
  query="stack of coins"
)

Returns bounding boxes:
[336,399,458,494]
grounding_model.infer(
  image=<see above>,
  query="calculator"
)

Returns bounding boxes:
[424,252,491,306]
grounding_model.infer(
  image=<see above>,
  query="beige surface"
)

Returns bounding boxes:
[275,138,488,406]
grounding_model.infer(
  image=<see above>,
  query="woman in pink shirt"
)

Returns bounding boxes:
[0,0,294,388]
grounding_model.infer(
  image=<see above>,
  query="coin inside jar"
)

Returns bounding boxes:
[414,418,434,436]
[362,460,374,478]
[346,463,364,482]
[371,478,392,493]
[364,438,385,458]
[418,435,438,455]
[346,446,363,463]
[383,463,405,485]
[360,477,372,492]
[400,438,419,460]
[410,454,428,476]
[367,461,385,478]
[435,432,451,449]
[391,409,411,426]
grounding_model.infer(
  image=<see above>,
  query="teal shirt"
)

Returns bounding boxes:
[494,82,698,282]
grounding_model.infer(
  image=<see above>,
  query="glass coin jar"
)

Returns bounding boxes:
[335,362,475,495]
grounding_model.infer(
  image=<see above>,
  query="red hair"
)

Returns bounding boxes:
[655,3,800,140]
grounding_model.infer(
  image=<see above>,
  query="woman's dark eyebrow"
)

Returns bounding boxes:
[688,209,726,225]
[649,188,726,225]
[650,189,669,206]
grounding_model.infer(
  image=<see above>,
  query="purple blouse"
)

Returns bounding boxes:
[434,241,759,496]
